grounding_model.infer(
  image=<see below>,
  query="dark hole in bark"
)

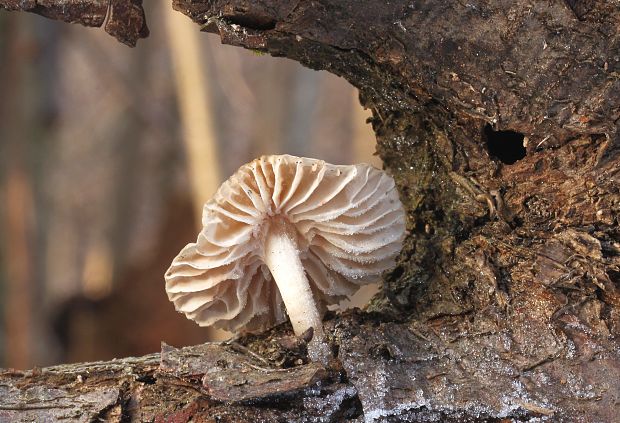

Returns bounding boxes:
[226,14,277,31]
[484,124,526,165]
[136,374,156,385]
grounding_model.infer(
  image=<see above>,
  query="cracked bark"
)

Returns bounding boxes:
[1,0,619,421]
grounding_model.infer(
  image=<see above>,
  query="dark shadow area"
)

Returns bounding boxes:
[484,124,526,165]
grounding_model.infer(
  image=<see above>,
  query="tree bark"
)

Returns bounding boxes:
[0,0,148,46]
[1,0,619,421]
[169,1,620,420]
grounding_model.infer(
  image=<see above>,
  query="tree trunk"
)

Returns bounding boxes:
[1,0,619,421]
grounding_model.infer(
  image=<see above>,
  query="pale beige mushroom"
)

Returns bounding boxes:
[165,154,405,362]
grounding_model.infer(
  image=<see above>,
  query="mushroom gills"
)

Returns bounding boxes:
[164,154,406,365]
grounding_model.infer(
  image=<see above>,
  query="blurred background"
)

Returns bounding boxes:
[0,2,380,369]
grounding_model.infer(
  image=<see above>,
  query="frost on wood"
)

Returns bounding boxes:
[0,385,120,422]
[333,316,620,422]
[1,317,618,421]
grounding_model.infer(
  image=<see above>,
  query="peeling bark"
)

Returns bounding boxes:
[0,0,148,46]
[0,0,619,421]
[0,340,359,422]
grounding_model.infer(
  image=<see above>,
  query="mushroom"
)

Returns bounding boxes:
[165,155,405,362]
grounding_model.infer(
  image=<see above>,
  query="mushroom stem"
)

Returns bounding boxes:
[263,219,330,364]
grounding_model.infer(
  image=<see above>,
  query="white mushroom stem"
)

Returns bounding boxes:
[263,219,330,364]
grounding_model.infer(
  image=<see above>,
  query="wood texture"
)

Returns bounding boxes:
[0,0,618,421]
[0,340,346,422]
[0,0,148,46]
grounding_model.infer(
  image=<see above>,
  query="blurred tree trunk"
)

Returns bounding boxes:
[164,2,222,221]
[1,1,619,422]
[0,16,44,370]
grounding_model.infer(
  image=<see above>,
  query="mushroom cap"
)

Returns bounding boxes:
[165,155,405,333]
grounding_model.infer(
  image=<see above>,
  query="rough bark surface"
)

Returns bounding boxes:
[1,0,619,422]
[0,0,148,46]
